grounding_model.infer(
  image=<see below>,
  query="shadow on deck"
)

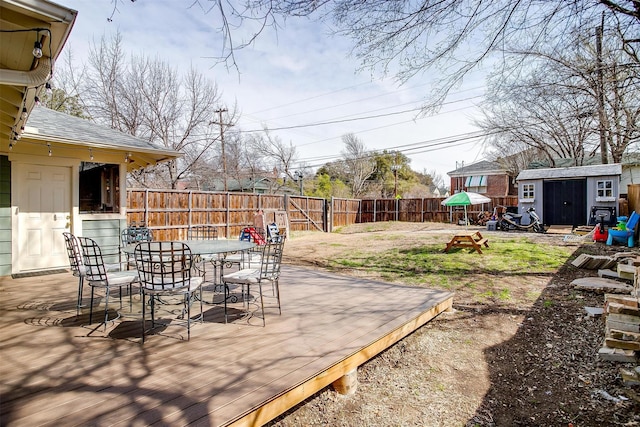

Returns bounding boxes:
[0,265,453,426]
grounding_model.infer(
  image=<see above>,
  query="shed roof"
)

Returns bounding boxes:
[516,163,622,181]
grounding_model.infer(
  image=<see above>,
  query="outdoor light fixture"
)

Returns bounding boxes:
[47,143,52,157]
[33,40,43,58]
[89,148,94,161]
[21,108,28,120]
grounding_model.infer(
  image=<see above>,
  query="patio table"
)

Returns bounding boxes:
[123,239,255,257]
[123,239,257,306]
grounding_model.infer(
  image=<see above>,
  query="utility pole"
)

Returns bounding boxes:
[294,171,304,196]
[391,152,400,198]
[596,13,608,164]
[391,164,400,198]
[456,160,465,193]
[212,108,229,192]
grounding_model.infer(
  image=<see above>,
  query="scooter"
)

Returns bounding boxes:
[499,206,545,233]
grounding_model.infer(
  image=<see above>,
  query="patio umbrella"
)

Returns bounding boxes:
[441,191,491,226]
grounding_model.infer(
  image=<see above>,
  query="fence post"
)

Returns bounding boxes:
[326,198,330,232]
[188,191,193,232]
[330,197,334,232]
[373,199,377,223]
[225,192,230,239]
[144,189,149,227]
[395,198,399,222]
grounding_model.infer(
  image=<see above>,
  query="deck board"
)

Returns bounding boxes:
[0,265,453,426]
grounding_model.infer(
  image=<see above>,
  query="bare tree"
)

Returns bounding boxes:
[480,22,639,166]
[40,48,88,117]
[83,32,226,188]
[341,133,376,197]
[187,0,639,106]
[248,130,299,181]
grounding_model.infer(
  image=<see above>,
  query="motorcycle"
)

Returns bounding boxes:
[499,206,545,233]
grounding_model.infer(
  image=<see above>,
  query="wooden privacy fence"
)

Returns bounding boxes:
[332,196,519,228]
[127,190,519,238]
[126,189,327,241]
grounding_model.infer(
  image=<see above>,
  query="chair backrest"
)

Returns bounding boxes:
[188,225,218,240]
[266,223,284,243]
[121,226,153,247]
[134,241,195,291]
[259,239,285,281]
[626,211,640,230]
[78,237,108,284]
[63,232,84,277]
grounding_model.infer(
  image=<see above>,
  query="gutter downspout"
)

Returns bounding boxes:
[0,56,51,87]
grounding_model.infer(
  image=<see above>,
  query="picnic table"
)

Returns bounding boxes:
[444,231,489,254]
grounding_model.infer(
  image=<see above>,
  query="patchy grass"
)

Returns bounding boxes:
[331,238,571,279]
[327,236,574,303]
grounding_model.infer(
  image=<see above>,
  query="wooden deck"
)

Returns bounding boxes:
[0,266,453,426]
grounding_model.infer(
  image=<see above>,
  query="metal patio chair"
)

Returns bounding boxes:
[187,225,220,285]
[64,232,123,316]
[121,224,153,269]
[78,237,140,331]
[221,238,285,326]
[134,241,203,342]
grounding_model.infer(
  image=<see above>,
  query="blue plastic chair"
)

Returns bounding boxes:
[606,211,639,247]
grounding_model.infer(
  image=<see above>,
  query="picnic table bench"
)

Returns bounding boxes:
[444,231,489,254]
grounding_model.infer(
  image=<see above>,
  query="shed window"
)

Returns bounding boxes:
[522,183,535,199]
[79,162,120,213]
[596,180,613,198]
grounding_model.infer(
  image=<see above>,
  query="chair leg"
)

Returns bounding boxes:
[274,279,281,315]
[187,293,191,341]
[141,292,146,343]
[199,287,203,323]
[258,282,265,327]
[89,286,95,324]
[76,276,84,316]
[103,285,110,331]
[223,283,228,323]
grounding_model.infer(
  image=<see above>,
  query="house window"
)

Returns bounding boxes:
[597,180,614,198]
[79,162,120,213]
[465,175,487,193]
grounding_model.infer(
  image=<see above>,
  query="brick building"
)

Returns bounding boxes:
[447,160,517,197]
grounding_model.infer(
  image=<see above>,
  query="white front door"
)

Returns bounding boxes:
[17,164,71,271]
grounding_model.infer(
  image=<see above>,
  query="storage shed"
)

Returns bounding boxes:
[515,164,622,227]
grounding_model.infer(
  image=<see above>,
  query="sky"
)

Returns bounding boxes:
[59,0,489,183]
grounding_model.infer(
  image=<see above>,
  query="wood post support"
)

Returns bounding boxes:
[332,368,358,395]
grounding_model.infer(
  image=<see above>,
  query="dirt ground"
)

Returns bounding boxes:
[267,222,640,427]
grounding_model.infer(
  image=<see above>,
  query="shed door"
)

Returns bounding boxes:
[543,179,586,226]
[17,164,71,271]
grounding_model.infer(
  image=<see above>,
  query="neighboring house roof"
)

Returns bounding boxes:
[447,160,507,177]
[206,177,285,193]
[516,163,622,181]
[21,107,180,169]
